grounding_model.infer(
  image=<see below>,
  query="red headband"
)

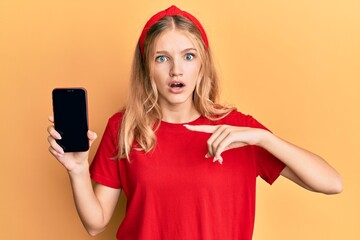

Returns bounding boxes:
[138,5,209,57]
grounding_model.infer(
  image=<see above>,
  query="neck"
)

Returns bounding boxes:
[160,103,200,123]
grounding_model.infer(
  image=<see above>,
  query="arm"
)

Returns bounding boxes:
[259,131,343,194]
[184,124,343,195]
[69,169,120,236]
[47,116,120,235]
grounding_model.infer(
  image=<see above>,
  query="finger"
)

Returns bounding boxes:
[87,130,97,147]
[48,135,65,154]
[184,124,220,157]
[213,155,223,164]
[206,125,229,157]
[183,124,219,133]
[215,137,249,159]
[48,146,64,158]
[47,125,61,139]
[48,115,54,123]
[217,155,223,164]
[212,127,235,158]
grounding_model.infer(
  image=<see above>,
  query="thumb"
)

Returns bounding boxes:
[87,130,97,146]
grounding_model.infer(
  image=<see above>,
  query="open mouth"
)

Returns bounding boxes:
[170,82,185,88]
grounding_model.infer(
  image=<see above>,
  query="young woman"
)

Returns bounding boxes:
[47,5,342,240]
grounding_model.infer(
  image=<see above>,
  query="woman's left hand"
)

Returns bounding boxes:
[184,124,267,164]
[185,124,343,194]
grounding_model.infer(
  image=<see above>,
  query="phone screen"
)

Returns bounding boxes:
[52,88,89,152]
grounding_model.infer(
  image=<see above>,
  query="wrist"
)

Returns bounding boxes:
[257,129,275,149]
[67,161,90,178]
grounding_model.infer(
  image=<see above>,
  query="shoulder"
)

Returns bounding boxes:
[108,111,124,123]
[106,111,125,132]
[219,110,269,130]
[219,109,252,123]
[225,109,249,120]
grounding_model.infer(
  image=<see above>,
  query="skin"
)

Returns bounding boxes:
[48,116,120,236]
[47,29,203,236]
[151,28,201,123]
[183,124,343,194]
[47,28,342,236]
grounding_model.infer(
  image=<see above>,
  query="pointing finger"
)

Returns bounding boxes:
[183,124,219,133]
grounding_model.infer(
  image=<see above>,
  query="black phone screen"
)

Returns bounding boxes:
[52,88,89,152]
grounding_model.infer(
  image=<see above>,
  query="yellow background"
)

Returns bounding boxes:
[1,0,359,239]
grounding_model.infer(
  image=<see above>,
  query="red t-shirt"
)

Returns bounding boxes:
[90,110,286,240]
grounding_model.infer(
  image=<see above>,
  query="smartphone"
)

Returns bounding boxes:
[52,88,89,152]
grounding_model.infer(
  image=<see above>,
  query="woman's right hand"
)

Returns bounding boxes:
[47,116,97,174]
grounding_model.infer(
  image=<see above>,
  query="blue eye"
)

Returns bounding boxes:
[155,56,168,63]
[185,53,195,61]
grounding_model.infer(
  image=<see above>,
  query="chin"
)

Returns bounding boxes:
[162,95,193,107]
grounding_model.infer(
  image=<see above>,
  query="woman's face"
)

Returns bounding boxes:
[151,29,201,111]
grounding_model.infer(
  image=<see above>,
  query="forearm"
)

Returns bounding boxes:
[184,124,343,194]
[68,166,107,236]
[48,120,115,234]
[259,131,343,194]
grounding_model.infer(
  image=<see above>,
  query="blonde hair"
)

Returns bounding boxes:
[118,15,234,160]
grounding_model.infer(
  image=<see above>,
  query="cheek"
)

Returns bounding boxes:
[153,76,163,92]
[153,64,170,78]
[152,68,164,85]
[188,62,202,80]
[152,67,169,92]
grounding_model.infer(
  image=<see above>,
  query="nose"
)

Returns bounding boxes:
[169,58,183,77]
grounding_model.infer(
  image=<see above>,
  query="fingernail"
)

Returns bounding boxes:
[213,156,223,164]
[205,153,211,158]
[218,156,223,164]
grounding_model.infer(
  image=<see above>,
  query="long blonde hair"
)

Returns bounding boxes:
[118,15,234,160]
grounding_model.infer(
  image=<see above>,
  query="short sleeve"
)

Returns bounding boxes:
[237,112,286,185]
[89,113,123,189]
[254,146,286,185]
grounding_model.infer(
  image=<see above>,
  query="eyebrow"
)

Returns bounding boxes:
[155,48,197,55]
